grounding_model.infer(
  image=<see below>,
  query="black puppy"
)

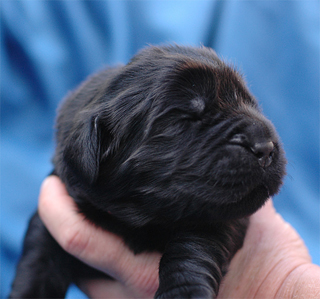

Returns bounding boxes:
[10,45,286,298]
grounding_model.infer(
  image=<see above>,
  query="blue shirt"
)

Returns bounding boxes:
[1,1,319,297]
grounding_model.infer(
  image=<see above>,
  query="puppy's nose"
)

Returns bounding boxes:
[229,134,275,168]
[250,141,274,168]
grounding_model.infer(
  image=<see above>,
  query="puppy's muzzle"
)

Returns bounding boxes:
[229,122,276,169]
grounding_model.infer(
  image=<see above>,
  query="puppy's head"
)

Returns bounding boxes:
[55,45,286,226]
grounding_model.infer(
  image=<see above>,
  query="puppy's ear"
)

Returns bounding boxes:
[63,114,101,185]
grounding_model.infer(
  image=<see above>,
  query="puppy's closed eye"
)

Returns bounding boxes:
[190,97,206,115]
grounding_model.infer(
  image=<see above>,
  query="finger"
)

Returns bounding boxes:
[79,279,132,299]
[79,278,155,299]
[38,175,83,247]
[38,175,115,261]
[248,198,309,256]
[38,176,160,290]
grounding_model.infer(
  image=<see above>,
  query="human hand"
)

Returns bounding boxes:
[38,175,161,298]
[38,176,320,299]
[218,196,320,298]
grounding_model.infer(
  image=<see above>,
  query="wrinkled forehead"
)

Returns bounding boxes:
[161,58,257,112]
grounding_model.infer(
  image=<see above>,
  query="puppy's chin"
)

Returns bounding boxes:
[213,184,270,219]
[173,185,270,224]
[106,184,271,227]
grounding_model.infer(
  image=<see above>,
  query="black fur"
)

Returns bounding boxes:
[10,45,286,298]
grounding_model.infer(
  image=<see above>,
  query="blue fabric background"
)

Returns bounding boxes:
[1,1,319,298]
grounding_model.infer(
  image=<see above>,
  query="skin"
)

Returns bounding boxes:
[38,176,320,299]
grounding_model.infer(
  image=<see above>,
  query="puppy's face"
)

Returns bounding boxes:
[57,46,286,227]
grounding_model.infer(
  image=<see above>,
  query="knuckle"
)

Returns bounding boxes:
[60,226,89,256]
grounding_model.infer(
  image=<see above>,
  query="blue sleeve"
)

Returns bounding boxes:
[1,1,319,298]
